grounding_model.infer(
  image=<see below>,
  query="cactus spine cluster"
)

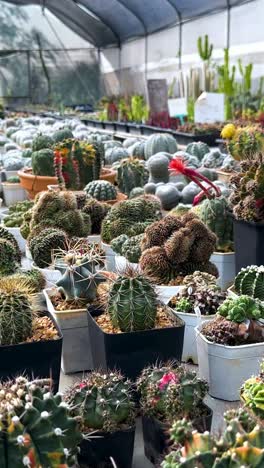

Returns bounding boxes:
[65,370,135,432]
[0,226,21,262]
[0,376,81,467]
[116,157,147,195]
[29,228,68,269]
[107,272,158,332]
[234,265,264,301]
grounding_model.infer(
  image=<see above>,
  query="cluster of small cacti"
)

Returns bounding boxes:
[218,295,264,322]
[65,370,135,432]
[101,195,162,244]
[181,271,218,290]
[162,409,264,468]
[171,286,227,316]
[107,271,158,332]
[115,157,147,195]
[81,197,110,234]
[139,213,218,284]
[84,179,117,201]
[221,123,264,160]
[234,265,264,300]
[4,200,34,228]
[29,227,68,268]
[240,361,264,419]
[111,233,144,263]
[186,141,210,160]
[137,364,208,422]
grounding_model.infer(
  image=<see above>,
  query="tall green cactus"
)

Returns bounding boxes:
[0,376,81,467]
[234,265,264,301]
[218,48,236,119]
[238,59,253,94]
[107,272,158,332]
[197,35,213,61]
[65,370,135,432]
[116,157,147,196]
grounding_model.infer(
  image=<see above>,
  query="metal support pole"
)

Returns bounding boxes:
[178,19,182,69]
[226,1,231,49]
[26,50,32,102]
[97,47,103,99]
[144,34,148,86]
[118,45,122,95]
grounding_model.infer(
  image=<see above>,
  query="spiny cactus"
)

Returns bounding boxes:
[162,410,264,468]
[185,141,210,161]
[107,271,158,332]
[121,234,144,263]
[234,266,264,301]
[31,133,53,151]
[194,196,233,252]
[197,35,213,61]
[221,125,264,161]
[84,180,117,201]
[137,364,208,422]
[0,239,19,275]
[116,157,147,195]
[82,197,110,234]
[29,228,68,269]
[140,213,218,285]
[240,362,264,419]
[0,226,21,262]
[65,370,135,432]
[0,376,81,467]
[56,251,105,302]
[9,269,46,293]
[218,295,264,322]
[31,148,55,176]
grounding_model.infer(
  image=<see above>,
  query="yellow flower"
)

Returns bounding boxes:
[221,123,236,139]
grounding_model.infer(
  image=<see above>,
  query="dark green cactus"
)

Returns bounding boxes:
[218,295,264,322]
[107,272,158,332]
[82,197,110,234]
[53,127,73,142]
[29,228,68,269]
[121,234,144,263]
[0,226,21,262]
[116,157,147,195]
[0,239,19,275]
[31,149,55,176]
[0,376,81,467]
[234,266,264,301]
[84,180,117,201]
[197,35,213,61]
[31,134,54,151]
[110,234,129,255]
[9,269,46,293]
[65,370,135,432]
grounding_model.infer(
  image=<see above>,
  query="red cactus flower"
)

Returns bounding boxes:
[158,372,179,391]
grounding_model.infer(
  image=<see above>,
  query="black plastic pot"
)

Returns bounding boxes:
[87,306,184,381]
[233,218,264,273]
[0,311,62,392]
[173,131,219,146]
[103,121,116,131]
[81,118,96,128]
[94,121,105,129]
[142,404,213,465]
[78,427,135,468]
[141,125,174,136]
[126,123,142,135]
[115,122,129,133]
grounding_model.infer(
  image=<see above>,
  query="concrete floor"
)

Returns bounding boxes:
[59,371,239,468]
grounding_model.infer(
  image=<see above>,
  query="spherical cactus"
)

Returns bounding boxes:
[147,153,170,184]
[123,137,139,148]
[105,146,129,165]
[128,141,146,159]
[53,128,73,143]
[116,157,147,195]
[108,272,158,332]
[155,184,181,210]
[32,134,54,151]
[84,180,117,201]
[10,269,46,293]
[65,370,134,432]
[0,226,21,262]
[234,265,264,301]
[144,133,178,160]
[186,141,210,160]
[174,150,200,168]
[0,239,19,275]
[31,148,55,176]
[202,149,225,168]
[29,228,68,269]
[129,187,144,198]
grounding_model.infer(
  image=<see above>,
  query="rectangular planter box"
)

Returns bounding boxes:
[44,289,92,374]
[142,406,212,465]
[78,427,135,468]
[141,125,174,136]
[126,123,142,135]
[115,122,129,133]
[88,307,184,381]
[81,119,96,127]
[173,131,219,146]
[0,310,62,392]
[210,252,235,290]
[196,322,264,401]
[93,121,105,129]
[233,218,264,272]
[103,121,116,131]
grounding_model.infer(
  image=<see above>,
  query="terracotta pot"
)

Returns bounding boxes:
[106,191,127,205]
[100,167,117,184]
[18,168,58,199]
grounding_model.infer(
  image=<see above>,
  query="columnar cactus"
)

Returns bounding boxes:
[234,266,264,301]
[107,272,158,332]
[0,239,19,275]
[65,371,135,432]
[82,197,110,234]
[84,180,117,201]
[116,157,147,195]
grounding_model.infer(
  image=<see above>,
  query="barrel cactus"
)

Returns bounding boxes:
[202,149,225,168]
[116,157,147,195]
[147,152,170,184]
[31,148,55,176]
[29,228,68,269]
[194,196,233,252]
[53,128,73,143]
[0,376,81,467]
[0,226,21,262]
[32,134,53,151]
[84,180,117,201]
[155,184,181,210]
[185,141,210,160]
[65,370,135,432]
[107,272,158,332]
[128,141,146,159]
[10,269,46,293]
[123,137,139,148]
[105,146,129,165]
[0,239,20,275]
[234,265,264,300]
[144,133,178,160]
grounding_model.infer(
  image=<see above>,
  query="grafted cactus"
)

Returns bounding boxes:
[240,361,264,418]
[0,376,81,467]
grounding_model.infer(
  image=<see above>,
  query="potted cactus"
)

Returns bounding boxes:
[44,243,107,374]
[0,275,62,391]
[137,363,211,465]
[169,272,227,363]
[65,370,136,467]
[2,200,33,253]
[229,265,264,301]
[196,295,264,400]
[81,197,110,243]
[84,179,127,205]
[240,360,264,418]
[88,270,184,380]
[115,157,147,196]
[0,376,81,467]
[111,233,144,272]
[2,176,27,207]
[162,408,264,468]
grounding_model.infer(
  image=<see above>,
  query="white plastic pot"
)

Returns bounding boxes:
[101,241,116,272]
[196,322,264,401]
[4,170,19,179]
[173,311,214,364]
[44,289,92,374]
[3,226,26,253]
[31,262,62,288]
[2,182,27,207]
[210,252,235,291]
[25,243,32,260]
[155,285,184,305]
[115,255,140,273]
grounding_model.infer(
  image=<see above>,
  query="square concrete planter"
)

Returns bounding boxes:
[155,285,183,305]
[31,262,62,288]
[101,241,116,272]
[115,254,140,273]
[196,322,264,401]
[210,252,235,290]
[44,289,93,374]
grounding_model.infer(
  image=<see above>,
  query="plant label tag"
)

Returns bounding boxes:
[194,92,225,123]
[194,306,202,323]
[168,98,187,117]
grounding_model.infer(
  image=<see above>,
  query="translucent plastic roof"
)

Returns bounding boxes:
[2,0,254,47]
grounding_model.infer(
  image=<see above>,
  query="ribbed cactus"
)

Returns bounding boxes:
[0,290,32,345]
[116,157,147,195]
[234,266,264,301]
[0,226,21,262]
[107,272,158,332]
[196,196,233,251]
[186,141,210,161]
[29,228,68,269]
[0,376,81,467]
[84,180,117,201]
[0,239,19,275]
[56,252,105,301]
[82,197,110,234]
[65,370,135,432]
[197,35,213,61]
[240,362,264,418]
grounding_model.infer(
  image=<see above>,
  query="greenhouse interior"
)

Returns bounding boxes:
[0,0,264,467]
